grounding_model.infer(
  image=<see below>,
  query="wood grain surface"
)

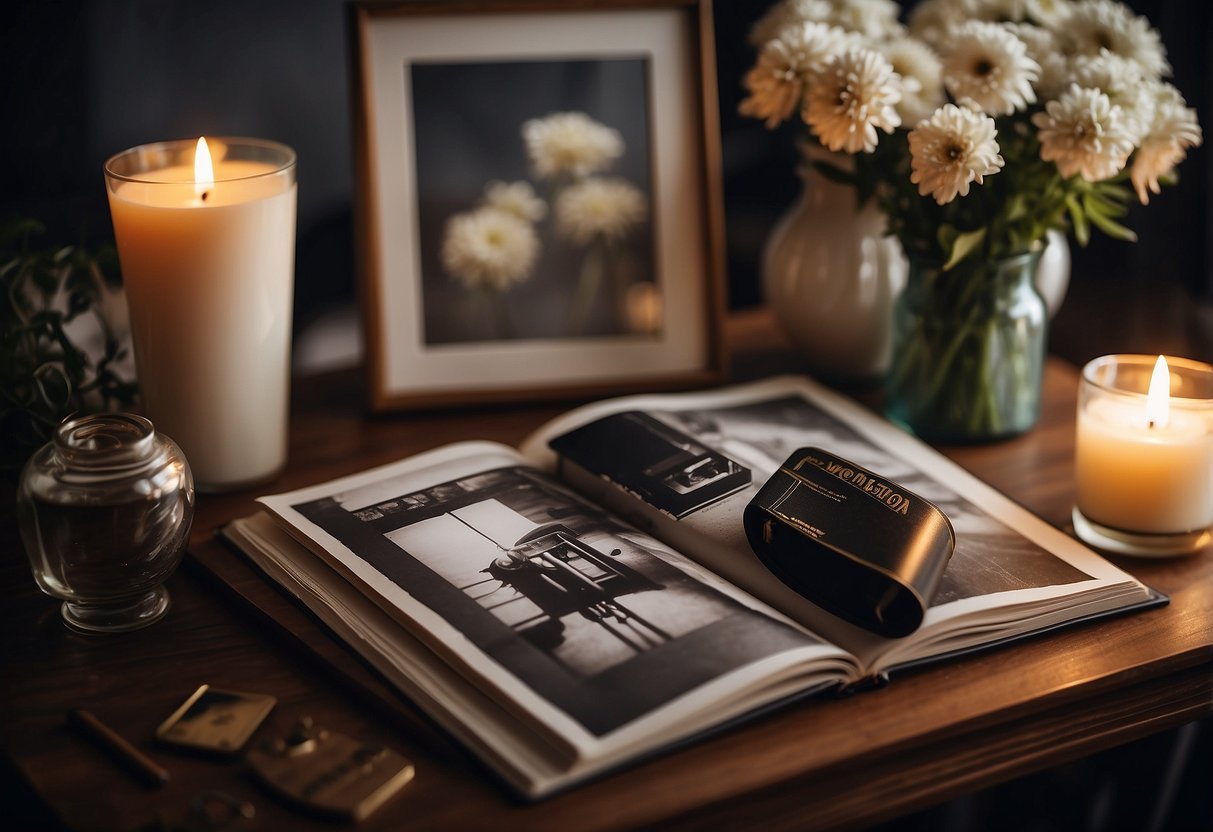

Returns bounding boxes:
[2,309,1210,831]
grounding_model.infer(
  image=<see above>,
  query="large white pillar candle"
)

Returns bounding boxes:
[105,138,296,491]
[1074,354,1213,556]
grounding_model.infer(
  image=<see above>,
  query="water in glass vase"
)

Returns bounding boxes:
[885,250,1046,443]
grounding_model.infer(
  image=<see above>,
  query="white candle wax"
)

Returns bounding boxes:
[1076,394,1213,534]
[107,145,296,490]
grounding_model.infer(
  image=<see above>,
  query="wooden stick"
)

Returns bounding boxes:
[66,708,170,788]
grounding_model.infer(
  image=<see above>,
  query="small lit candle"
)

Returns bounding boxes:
[105,137,297,491]
[1074,354,1213,556]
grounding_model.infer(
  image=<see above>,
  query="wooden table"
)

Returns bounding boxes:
[3,310,1211,831]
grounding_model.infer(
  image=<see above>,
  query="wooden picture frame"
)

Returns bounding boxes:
[350,0,726,411]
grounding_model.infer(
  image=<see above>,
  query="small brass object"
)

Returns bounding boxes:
[246,718,415,821]
[156,685,277,755]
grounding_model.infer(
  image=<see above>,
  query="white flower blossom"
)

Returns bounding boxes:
[878,37,946,126]
[739,22,858,129]
[823,0,905,41]
[522,112,623,180]
[804,48,902,154]
[1034,53,1073,104]
[748,0,834,46]
[736,0,1195,262]
[1130,85,1202,204]
[1032,83,1136,181]
[749,0,902,44]
[969,0,1031,23]
[555,177,648,245]
[909,103,1005,204]
[441,207,539,292]
[1002,22,1068,100]
[940,21,1039,115]
[907,0,962,48]
[1024,0,1072,27]
[1063,0,1169,80]
[483,180,546,222]
[910,0,1031,47]
[1071,51,1152,144]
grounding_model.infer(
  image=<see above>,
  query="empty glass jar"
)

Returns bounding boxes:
[17,414,194,633]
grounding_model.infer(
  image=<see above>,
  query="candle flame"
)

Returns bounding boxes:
[194,137,214,199]
[1145,355,1170,429]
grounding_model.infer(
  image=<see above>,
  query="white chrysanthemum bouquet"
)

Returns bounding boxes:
[741,0,1202,268]
[440,111,648,338]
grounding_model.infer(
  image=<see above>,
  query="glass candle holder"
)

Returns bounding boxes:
[17,414,195,632]
[104,137,296,492]
[1073,354,1213,556]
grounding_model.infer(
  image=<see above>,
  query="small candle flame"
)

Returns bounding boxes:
[1145,355,1170,429]
[194,137,214,200]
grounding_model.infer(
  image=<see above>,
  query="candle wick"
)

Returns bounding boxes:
[1148,419,1156,429]
[201,191,210,202]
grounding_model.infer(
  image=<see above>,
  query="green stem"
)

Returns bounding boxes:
[566,242,605,336]
[478,286,512,340]
[611,248,631,331]
[976,317,1001,434]
[920,315,978,410]
[888,252,1045,441]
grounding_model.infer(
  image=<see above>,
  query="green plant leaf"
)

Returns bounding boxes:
[1093,181,1132,206]
[1065,194,1090,246]
[936,224,957,257]
[943,228,987,270]
[1086,189,1129,218]
[1086,207,1138,241]
[0,217,136,477]
[1004,194,1028,222]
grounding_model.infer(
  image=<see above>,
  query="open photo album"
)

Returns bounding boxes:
[222,375,1161,798]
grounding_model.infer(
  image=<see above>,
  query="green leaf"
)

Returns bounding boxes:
[1093,181,1132,206]
[943,228,987,270]
[1082,192,1138,241]
[1085,189,1129,218]
[1086,206,1138,241]
[0,216,136,477]
[1065,194,1090,246]
[0,218,44,249]
[936,224,958,256]
[1003,194,1028,222]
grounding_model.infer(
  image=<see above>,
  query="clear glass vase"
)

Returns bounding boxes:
[885,249,1047,442]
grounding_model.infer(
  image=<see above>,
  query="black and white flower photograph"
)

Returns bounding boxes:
[412,59,659,344]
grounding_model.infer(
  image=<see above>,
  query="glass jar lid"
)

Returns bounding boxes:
[54,413,163,478]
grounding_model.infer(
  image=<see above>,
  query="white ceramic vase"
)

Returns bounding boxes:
[1036,228,1071,319]
[761,146,907,385]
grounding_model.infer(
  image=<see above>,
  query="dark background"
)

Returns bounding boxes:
[1,2,1210,828]
[3,0,1209,367]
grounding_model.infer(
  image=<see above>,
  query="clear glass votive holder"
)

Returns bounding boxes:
[1073,354,1213,556]
[104,137,296,492]
[17,414,195,632]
